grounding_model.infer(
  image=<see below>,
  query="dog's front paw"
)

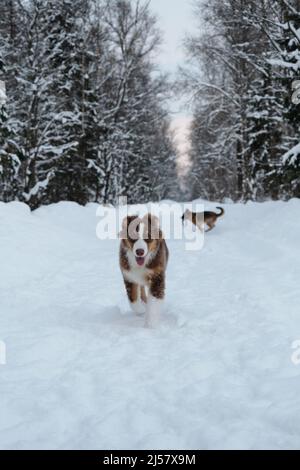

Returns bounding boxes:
[131,300,146,315]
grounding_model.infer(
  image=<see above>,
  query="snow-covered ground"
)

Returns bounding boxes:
[0,199,300,450]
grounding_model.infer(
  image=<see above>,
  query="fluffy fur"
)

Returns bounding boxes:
[119,214,169,328]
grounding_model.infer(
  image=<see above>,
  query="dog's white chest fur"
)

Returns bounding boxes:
[123,249,150,286]
[123,266,148,286]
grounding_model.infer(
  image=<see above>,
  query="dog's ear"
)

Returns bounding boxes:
[143,214,163,240]
[119,215,139,239]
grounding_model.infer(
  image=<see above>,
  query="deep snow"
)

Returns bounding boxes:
[0,199,300,450]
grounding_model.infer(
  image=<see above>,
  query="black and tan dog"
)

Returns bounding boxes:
[119,214,169,328]
[182,207,224,232]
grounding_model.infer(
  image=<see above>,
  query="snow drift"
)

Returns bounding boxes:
[0,199,300,449]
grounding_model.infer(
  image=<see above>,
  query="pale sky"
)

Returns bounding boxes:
[150,0,194,75]
[150,0,195,167]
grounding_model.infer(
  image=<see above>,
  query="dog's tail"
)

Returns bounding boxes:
[216,207,225,218]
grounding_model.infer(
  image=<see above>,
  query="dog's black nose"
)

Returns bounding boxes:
[136,249,145,257]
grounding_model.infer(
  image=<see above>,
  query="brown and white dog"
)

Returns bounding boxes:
[182,207,224,233]
[119,214,169,328]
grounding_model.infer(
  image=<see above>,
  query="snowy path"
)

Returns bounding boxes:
[0,200,300,449]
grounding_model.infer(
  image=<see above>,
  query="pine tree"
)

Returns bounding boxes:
[247,0,300,198]
[182,0,300,201]
[276,0,300,198]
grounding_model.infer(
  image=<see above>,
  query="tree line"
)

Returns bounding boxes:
[1,0,299,208]
[182,0,300,202]
[0,0,179,209]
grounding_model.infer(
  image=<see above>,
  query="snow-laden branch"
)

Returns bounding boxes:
[23,171,54,202]
[0,81,6,106]
[193,82,240,107]
[282,143,300,166]
[281,0,300,19]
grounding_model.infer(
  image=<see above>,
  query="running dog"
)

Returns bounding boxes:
[182,207,224,232]
[119,214,169,328]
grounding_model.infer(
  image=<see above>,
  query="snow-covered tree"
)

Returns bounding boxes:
[90,0,176,204]
[0,0,178,207]
[181,0,300,201]
[271,0,300,198]
[0,0,22,201]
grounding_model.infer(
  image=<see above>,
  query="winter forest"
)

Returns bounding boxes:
[0,0,299,208]
[183,0,300,202]
[1,0,300,452]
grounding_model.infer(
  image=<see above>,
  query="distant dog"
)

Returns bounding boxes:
[119,214,169,328]
[182,207,224,232]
